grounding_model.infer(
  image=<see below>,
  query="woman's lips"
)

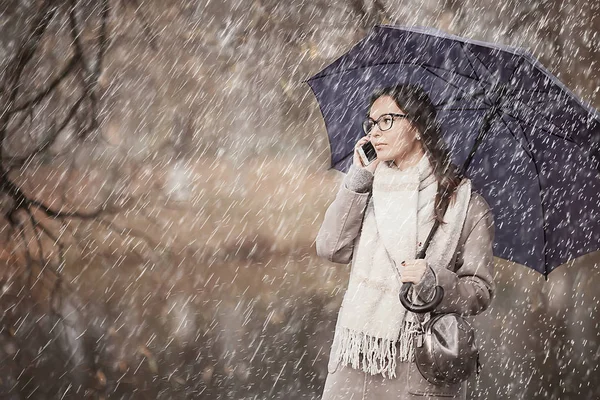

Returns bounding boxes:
[374,143,386,148]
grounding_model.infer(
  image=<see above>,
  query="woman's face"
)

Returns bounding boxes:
[367,95,423,166]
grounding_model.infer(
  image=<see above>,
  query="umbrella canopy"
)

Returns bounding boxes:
[303,24,600,279]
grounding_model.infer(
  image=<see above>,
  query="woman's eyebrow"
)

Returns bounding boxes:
[369,113,388,120]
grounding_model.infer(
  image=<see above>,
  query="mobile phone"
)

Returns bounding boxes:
[358,140,377,166]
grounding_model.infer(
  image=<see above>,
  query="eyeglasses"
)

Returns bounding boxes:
[362,113,409,134]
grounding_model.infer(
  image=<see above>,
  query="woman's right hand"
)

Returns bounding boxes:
[353,136,380,174]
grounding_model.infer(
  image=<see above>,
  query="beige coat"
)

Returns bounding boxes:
[315,164,496,399]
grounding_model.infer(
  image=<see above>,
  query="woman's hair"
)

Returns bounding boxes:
[366,83,464,225]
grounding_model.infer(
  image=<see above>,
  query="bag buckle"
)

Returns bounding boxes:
[416,332,424,348]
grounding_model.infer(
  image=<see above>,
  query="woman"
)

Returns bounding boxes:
[315,83,496,399]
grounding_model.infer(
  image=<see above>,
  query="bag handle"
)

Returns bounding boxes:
[398,217,445,314]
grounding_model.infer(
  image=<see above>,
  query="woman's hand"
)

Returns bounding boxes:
[400,259,428,284]
[353,136,380,174]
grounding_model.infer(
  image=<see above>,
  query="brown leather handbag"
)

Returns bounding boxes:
[412,310,481,385]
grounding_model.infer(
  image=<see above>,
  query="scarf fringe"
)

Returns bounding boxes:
[335,319,421,379]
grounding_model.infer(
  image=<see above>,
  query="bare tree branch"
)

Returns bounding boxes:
[0,2,58,144]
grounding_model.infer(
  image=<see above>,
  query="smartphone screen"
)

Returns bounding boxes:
[361,141,377,163]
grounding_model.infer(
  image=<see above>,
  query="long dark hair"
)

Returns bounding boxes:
[366,83,464,226]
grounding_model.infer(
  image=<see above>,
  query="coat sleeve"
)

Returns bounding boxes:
[315,164,374,264]
[412,193,496,316]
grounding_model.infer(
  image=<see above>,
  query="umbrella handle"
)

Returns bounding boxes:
[399,282,444,313]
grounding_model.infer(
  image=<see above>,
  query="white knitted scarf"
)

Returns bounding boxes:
[331,153,472,379]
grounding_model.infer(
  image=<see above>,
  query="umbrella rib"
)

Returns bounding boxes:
[419,61,492,87]
[496,114,534,160]
[419,62,491,84]
[441,107,490,111]
[519,98,552,106]
[462,44,496,80]
[421,65,492,106]
[502,109,561,138]
[459,42,495,95]
[504,103,580,147]
[513,89,566,110]
[498,113,549,276]
[434,89,489,108]
[517,87,563,96]
[512,97,578,141]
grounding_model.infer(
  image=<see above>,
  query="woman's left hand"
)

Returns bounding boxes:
[400,259,428,284]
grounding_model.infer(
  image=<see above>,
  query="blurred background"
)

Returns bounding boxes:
[0,0,598,398]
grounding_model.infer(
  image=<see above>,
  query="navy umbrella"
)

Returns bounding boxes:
[304,24,600,286]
